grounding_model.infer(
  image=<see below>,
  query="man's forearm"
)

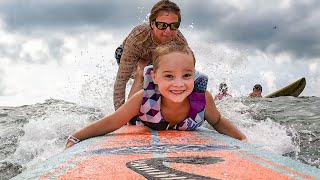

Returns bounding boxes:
[113,80,126,110]
[128,77,143,99]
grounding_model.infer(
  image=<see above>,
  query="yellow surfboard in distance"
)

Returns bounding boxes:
[265,77,306,98]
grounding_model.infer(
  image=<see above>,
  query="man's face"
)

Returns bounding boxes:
[151,12,179,44]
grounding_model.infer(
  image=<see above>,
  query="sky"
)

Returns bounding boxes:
[0,0,319,106]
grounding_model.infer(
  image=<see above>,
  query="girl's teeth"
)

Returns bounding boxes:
[171,90,184,93]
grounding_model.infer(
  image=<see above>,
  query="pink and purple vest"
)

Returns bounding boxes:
[138,65,208,130]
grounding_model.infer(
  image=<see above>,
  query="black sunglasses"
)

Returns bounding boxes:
[153,21,180,30]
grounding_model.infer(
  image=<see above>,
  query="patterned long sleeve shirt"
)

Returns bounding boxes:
[113,23,188,110]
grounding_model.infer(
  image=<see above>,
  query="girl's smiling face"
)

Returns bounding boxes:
[151,52,195,103]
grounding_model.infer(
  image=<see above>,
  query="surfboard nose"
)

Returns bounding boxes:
[265,77,306,98]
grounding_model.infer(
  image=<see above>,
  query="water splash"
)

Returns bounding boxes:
[3,99,104,174]
[213,97,297,155]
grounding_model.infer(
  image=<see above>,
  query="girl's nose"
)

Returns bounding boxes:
[174,78,184,86]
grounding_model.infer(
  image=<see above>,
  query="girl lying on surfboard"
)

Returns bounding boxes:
[66,44,246,149]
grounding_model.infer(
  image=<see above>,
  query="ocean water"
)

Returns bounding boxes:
[0,96,319,179]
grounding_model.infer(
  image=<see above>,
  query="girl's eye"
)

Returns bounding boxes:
[164,75,174,79]
[183,74,193,78]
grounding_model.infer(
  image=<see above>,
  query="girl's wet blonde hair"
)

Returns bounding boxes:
[152,44,196,72]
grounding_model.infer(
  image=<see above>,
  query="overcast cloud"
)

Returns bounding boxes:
[1,0,319,60]
[0,0,319,106]
[0,1,148,31]
[0,69,5,95]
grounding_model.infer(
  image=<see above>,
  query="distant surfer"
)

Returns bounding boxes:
[113,0,188,113]
[214,82,232,101]
[249,84,263,98]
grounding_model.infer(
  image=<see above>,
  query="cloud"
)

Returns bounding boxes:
[0,0,150,32]
[0,69,5,95]
[0,31,68,64]
[1,0,319,60]
[308,60,319,74]
[180,0,320,60]
[0,43,21,62]
[261,71,277,93]
[0,0,153,65]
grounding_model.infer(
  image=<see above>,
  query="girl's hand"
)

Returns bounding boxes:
[239,135,247,141]
[65,140,75,149]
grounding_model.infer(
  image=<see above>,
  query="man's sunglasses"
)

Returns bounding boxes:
[153,21,180,30]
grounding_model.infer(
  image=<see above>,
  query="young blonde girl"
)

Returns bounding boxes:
[66,44,246,149]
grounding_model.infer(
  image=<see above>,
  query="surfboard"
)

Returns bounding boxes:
[265,77,306,98]
[12,125,319,179]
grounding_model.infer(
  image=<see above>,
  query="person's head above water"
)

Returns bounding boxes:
[219,83,228,93]
[149,0,182,44]
[253,84,262,92]
[249,84,263,97]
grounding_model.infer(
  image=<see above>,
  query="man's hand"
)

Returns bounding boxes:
[128,59,149,99]
[134,59,149,80]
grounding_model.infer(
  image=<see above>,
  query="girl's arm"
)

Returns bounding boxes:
[66,90,144,149]
[204,91,246,141]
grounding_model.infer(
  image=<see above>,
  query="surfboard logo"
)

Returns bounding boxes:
[126,156,223,179]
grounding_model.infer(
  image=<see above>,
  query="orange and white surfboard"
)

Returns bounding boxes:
[13,126,319,179]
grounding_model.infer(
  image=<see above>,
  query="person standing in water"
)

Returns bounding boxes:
[66,44,246,149]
